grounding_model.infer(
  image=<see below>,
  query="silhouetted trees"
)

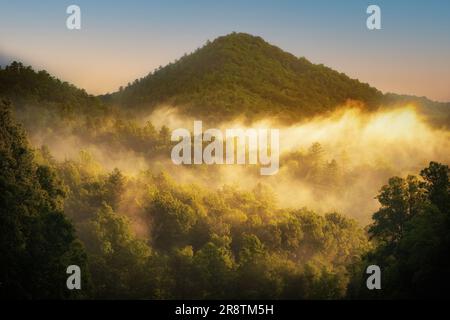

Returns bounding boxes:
[348,162,450,299]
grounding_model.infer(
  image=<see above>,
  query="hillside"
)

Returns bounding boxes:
[1,34,448,128]
[0,61,107,118]
[0,62,172,160]
[107,32,383,122]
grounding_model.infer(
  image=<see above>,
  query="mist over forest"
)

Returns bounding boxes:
[1,33,449,299]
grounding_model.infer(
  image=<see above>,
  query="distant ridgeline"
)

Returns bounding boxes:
[383,93,450,128]
[0,61,108,117]
[0,33,449,126]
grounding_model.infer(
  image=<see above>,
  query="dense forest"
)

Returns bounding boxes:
[1,99,367,298]
[1,33,449,299]
[1,99,448,299]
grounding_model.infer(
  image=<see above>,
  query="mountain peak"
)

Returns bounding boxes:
[110,33,383,122]
[208,32,271,48]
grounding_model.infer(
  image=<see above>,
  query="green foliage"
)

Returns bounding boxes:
[77,203,152,299]
[149,191,199,251]
[0,61,107,121]
[31,145,370,299]
[348,162,450,299]
[0,62,173,161]
[0,100,89,299]
[369,175,426,246]
[134,173,368,299]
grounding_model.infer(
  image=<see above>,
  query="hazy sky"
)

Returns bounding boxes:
[1,0,449,101]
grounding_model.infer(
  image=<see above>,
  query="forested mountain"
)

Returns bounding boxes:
[1,34,448,126]
[0,33,449,300]
[107,32,383,122]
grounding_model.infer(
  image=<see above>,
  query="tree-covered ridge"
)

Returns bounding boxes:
[108,32,383,122]
[0,61,173,159]
[383,93,450,128]
[0,61,107,118]
[1,35,448,128]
